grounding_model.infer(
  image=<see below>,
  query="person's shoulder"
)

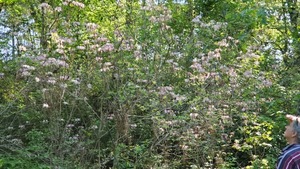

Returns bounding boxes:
[285,144,300,152]
[289,144,300,152]
[283,145,300,160]
[277,145,300,168]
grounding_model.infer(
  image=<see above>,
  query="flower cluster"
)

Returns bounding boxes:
[86,23,98,32]
[100,62,114,72]
[190,58,205,73]
[19,64,36,76]
[63,0,85,8]
[192,16,227,31]
[18,45,27,51]
[71,1,85,8]
[39,2,51,9]
[99,43,114,52]
[166,59,181,71]
[42,57,69,68]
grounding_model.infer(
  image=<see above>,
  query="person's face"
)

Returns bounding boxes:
[284,122,296,141]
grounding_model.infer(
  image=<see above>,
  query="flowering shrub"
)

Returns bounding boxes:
[0,1,298,169]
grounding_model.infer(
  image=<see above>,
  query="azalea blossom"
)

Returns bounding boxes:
[39,2,51,9]
[47,77,56,84]
[66,124,75,128]
[43,103,49,108]
[86,23,98,31]
[54,7,62,12]
[71,1,85,8]
[192,14,202,23]
[35,77,40,82]
[21,71,31,76]
[100,43,114,52]
[19,45,27,51]
[76,46,85,50]
[22,65,36,71]
[262,79,272,87]
[56,48,64,54]
[91,125,98,130]
[190,113,199,119]
[243,70,252,78]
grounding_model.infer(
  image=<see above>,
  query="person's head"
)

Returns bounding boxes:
[284,118,300,144]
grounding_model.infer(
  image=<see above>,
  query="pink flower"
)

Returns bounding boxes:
[262,79,272,87]
[36,54,46,61]
[54,7,62,12]
[66,124,75,128]
[19,45,27,51]
[137,79,147,83]
[141,6,152,11]
[95,57,102,61]
[21,71,31,76]
[71,79,80,85]
[104,62,112,66]
[90,44,99,50]
[22,65,36,71]
[149,16,157,23]
[203,97,210,103]
[190,113,199,119]
[243,70,252,78]
[39,3,51,8]
[217,39,228,47]
[76,46,85,50]
[100,43,114,52]
[42,58,69,67]
[35,77,40,82]
[43,103,49,108]
[71,1,85,8]
[47,77,56,84]
[190,62,205,73]
[60,83,68,88]
[130,124,137,129]
[86,23,98,31]
[60,76,69,80]
[91,125,98,130]
[96,37,108,42]
[57,60,69,67]
[56,48,64,54]
[158,86,173,95]
[228,68,237,77]
[83,40,90,45]
[192,15,202,23]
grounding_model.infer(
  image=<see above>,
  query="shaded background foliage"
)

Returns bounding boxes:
[0,0,300,168]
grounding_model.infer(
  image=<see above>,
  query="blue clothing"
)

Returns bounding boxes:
[277,144,300,169]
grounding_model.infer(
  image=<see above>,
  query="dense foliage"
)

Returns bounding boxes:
[0,0,299,168]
